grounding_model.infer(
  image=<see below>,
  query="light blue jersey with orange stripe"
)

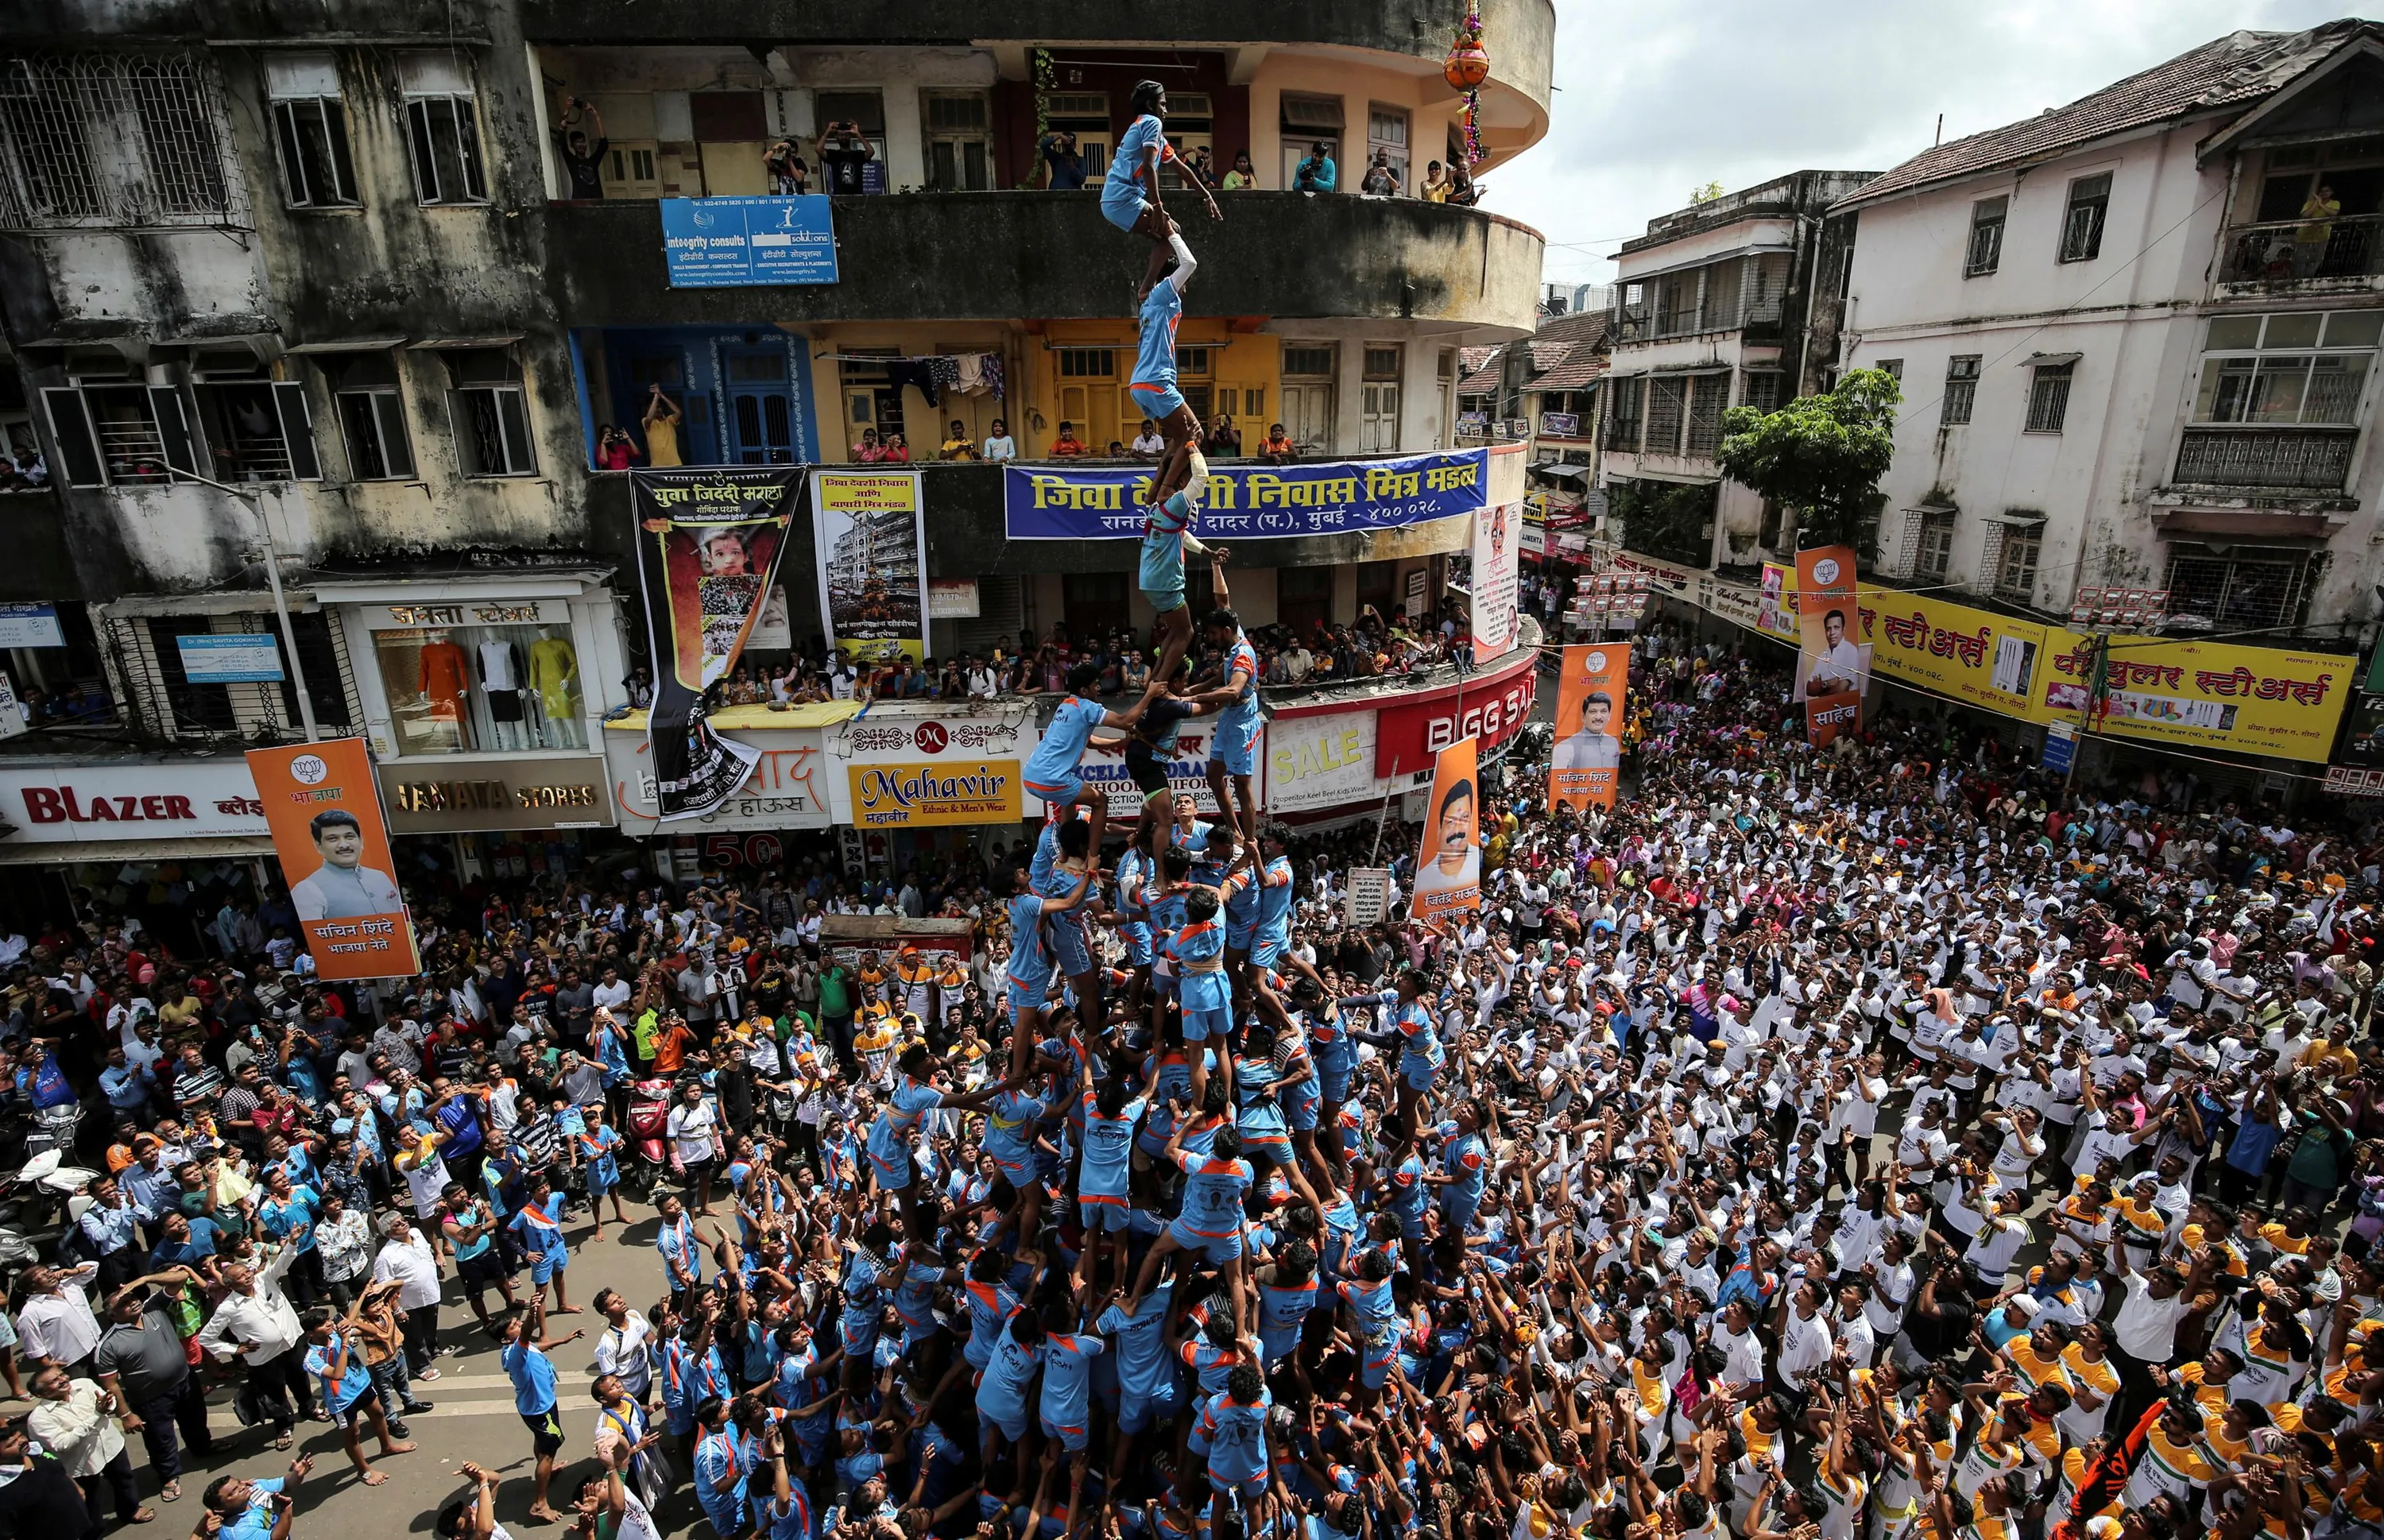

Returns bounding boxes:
[1024,696,1106,791]
[1175,1147,1252,1238]
[1136,271,1184,393]
[1217,633,1261,733]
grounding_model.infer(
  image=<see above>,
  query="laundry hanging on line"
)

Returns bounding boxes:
[843,352,1006,405]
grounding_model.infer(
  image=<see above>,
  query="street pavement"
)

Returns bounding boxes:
[40,1194,701,1540]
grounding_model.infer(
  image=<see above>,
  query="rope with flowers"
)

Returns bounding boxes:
[1443,6,1491,166]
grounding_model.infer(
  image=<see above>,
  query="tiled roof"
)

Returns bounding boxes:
[1842,22,2374,207]
[1458,345,1501,373]
[1534,310,1610,348]
[1527,351,1607,392]
[1528,340,1576,370]
[1457,366,1504,396]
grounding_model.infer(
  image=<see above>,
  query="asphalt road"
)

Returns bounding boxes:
[39,1194,702,1540]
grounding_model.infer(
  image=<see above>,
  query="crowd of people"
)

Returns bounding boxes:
[0,612,2382,1540]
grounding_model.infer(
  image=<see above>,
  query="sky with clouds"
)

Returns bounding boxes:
[1483,0,2367,304]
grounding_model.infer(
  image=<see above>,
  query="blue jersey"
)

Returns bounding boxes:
[869,1077,944,1162]
[1107,114,1170,194]
[981,1089,1047,1166]
[1135,274,1184,391]
[1256,856,1297,935]
[1039,1333,1105,1430]
[1005,892,1054,986]
[977,1321,1044,1418]
[1165,919,1231,1012]
[1140,496,1196,594]
[1024,697,1108,787]
[962,1279,1020,1369]
[1095,1281,1175,1395]
[1215,633,1261,733]
[1200,1387,1273,1484]
[1078,1089,1144,1203]
[1175,1149,1252,1239]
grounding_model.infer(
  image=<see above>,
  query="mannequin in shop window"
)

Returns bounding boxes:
[478,634,529,749]
[418,629,473,750]
[527,629,580,746]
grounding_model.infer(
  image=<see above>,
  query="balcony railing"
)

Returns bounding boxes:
[2173,426,2357,490]
[2218,213,2384,285]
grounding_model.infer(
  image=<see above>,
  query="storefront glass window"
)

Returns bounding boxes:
[373,621,583,755]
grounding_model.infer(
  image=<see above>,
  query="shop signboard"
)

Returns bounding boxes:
[1403,567,1428,619]
[0,604,63,648]
[1371,648,1538,778]
[1264,708,1379,813]
[1540,411,1580,438]
[928,579,981,619]
[2324,764,2384,798]
[245,738,420,981]
[0,676,22,741]
[2040,635,2351,764]
[659,195,838,286]
[1852,588,2046,722]
[1345,867,1392,927]
[176,633,284,683]
[1081,727,1220,817]
[828,702,1034,827]
[605,716,837,832]
[0,760,269,840]
[813,469,930,666]
[377,757,613,834]
[1003,448,1488,541]
[846,760,1020,827]
[632,466,803,822]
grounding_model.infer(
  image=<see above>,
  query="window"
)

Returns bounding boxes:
[1684,373,1728,459]
[1645,377,1685,456]
[1874,358,1904,381]
[1158,95,1212,192]
[2165,546,2315,630]
[921,91,990,192]
[1607,376,1643,451]
[0,48,248,230]
[399,52,487,206]
[2060,172,2111,262]
[1282,345,1335,379]
[1279,94,1341,188]
[1941,354,1981,426]
[438,347,534,476]
[1995,524,2041,597]
[1361,343,1401,452]
[2192,310,2380,425]
[372,620,581,755]
[39,374,201,486]
[1056,349,1115,378]
[322,351,414,481]
[189,360,319,483]
[264,52,356,209]
[1363,346,1402,381]
[1965,195,2007,277]
[1914,509,1955,582]
[1739,370,1782,414]
[816,90,888,168]
[1365,105,1408,191]
[2024,361,2073,433]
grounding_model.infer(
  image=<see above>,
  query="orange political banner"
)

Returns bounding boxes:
[245,738,420,981]
[1413,735,1480,921]
[1794,545,1865,746]
[1550,644,1623,811]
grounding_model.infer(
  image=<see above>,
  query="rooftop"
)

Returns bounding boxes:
[1840,20,2382,207]
[1619,170,1881,256]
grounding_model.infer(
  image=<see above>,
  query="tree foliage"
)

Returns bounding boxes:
[1715,368,1902,549]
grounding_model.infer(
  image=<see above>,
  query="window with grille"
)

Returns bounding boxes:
[1965,195,2007,277]
[1685,374,1728,459]
[264,53,356,209]
[192,377,320,483]
[1282,346,1335,379]
[1176,347,1211,377]
[1995,523,2041,598]
[1646,377,1685,455]
[2165,547,2315,630]
[0,48,249,230]
[439,348,534,476]
[1360,381,1399,452]
[1739,371,1782,414]
[39,377,216,486]
[1941,354,1981,426]
[2192,311,2379,425]
[2059,172,2111,263]
[400,52,487,206]
[323,351,413,481]
[1914,510,1955,582]
[2025,362,2073,432]
[1607,376,1643,451]
[1056,349,1115,378]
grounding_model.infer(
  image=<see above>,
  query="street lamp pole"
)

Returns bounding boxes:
[161,468,319,742]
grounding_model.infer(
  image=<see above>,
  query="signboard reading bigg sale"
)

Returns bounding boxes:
[245,738,420,981]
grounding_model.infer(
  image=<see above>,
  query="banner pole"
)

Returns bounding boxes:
[1372,756,1401,865]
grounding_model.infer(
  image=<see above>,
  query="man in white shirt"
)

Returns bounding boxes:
[370,1215,445,1377]
[592,966,633,1014]
[15,1262,103,1371]
[196,1243,315,1441]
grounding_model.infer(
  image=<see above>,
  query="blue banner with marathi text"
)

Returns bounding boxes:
[1002,448,1488,540]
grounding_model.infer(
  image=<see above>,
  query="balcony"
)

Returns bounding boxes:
[546,192,1544,334]
[2172,426,2358,491]
[2216,214,2384,292]
[517,0,1556,117]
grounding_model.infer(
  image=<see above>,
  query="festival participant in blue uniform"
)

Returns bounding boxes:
[1333,1246,1399,1412]
[1000,852,1098,1078]
[1430,1103,1490,1235]
[1074,1054,1146,1284]
[1200,595,1264,849]
[1124,1099,1255,1337]
[1251,825,1310,981]
[1163,887,1235,1110]
[1192,1362,1273,1501]
[1034,1292,1105,1454]
[837,1222,899,1390]
[1347,970,1443,1139]
[576,1105,628,1239]
[973,1302,1047,1461]
[500,1301,585,1523]
[868,1043,1010,1236]
[506,1173,575,1314]
[691,1395,755,1540]
[1101,79,1220,290]
[654,1192,706,1313]
[1095,1275,1177,1476]
[1252,1236,1321,1372]
[1031,816,1109,1036]
[300,1306,412,1484]
[1020,660,1152,847]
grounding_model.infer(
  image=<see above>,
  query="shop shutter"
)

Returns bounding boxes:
[954,575,1022,656]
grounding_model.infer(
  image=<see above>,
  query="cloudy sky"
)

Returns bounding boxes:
[1485,0,2366,302]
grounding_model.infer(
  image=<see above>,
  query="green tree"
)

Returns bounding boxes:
[1715,368,1902,550]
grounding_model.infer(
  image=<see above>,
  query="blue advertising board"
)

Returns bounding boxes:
[177,633,284,683]
[660,196,838,287]
[1003,448,1489,540]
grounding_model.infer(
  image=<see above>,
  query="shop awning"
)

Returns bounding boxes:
[604,701,863,732]
[408,335,525,349]
[0,835,277,865]
[1530,462,1592,484]
[2156,508,2339,540]
[2027,351,2083,367]
[284,338,409,354]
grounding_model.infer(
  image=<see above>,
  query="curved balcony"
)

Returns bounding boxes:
[546,191,1544,335]
[517,0,1555,124]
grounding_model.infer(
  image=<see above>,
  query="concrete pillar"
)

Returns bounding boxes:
[881,79,924,191]
[1334,339,1364,453]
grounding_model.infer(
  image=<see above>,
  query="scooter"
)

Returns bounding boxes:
[0,1148,100,1287]
[623,1078,674,1200]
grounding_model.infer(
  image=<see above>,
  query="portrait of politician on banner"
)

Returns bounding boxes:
[1550,644,1624,811]
[813,468,929,665]
[1412,736,1480,921]
[245,738,420,981]
[1794,545,1867,746]
[632,466,803,822]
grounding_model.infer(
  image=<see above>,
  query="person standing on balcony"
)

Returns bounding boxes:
[1360,150,1399,196]
[981,419,1017,462]
[1421,161,1453,202]
[1103,79,1221,293]
[1221,150,1258,191]
[764,139,808,195]
[640,386,683,468]
[2297,182,2341,276]
[816,121,875,195]
[1039,130,1087,191]
[1292,142,1337,193]
[1049,423,1086,458]
[552,98,606,199]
